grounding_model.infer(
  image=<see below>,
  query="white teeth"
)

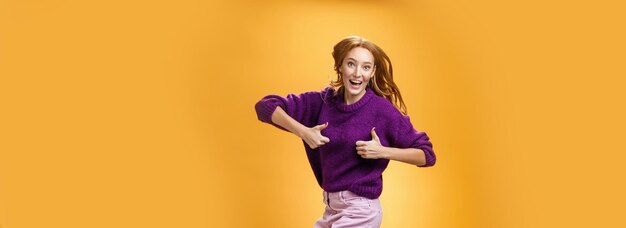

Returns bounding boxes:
[349,79,362,85]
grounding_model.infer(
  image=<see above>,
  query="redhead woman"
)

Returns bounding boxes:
[255,36,436,228]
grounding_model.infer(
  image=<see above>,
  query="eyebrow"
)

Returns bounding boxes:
[346,57,373,65]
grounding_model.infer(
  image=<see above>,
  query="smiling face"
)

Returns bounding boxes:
[339,47,376,104]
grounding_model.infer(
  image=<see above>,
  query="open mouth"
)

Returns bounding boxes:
[349,79,362,86]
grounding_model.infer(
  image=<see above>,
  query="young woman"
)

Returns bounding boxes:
[255,36,436,228]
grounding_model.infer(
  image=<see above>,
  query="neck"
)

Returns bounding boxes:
[343,88,367,105]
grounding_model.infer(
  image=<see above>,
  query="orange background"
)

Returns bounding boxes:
[1,0,625,227]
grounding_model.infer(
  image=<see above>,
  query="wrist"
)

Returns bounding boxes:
[294,125,308,138]
[381,146,393,160]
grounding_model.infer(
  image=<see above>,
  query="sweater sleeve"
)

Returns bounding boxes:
[391,115,436,167]
[254,88,326,131]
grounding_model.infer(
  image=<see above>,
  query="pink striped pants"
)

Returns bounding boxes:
[314,190,383,228]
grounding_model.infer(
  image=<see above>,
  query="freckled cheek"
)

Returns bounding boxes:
[364,76,373,84]
[341,66,354,75]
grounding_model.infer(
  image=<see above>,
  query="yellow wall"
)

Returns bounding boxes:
[1,0,625,227]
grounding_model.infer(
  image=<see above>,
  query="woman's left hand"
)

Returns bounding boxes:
[356,128,388,159]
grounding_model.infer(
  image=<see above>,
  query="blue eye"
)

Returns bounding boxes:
[347,62,354,67]
[363,66,371,71]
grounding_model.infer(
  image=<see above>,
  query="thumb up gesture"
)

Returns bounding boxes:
[356,127,386,159]
[300,122,331,149]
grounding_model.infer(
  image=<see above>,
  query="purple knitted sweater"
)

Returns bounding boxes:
[255,86,435,199]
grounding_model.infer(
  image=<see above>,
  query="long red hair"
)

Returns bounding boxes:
[330,36,408,115]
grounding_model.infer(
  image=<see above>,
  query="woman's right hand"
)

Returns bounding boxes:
[299,122,330,149]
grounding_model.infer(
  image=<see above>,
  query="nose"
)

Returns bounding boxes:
[355,67,363,78]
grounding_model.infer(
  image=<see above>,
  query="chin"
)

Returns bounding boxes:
[347,88,363,95]
[345,85,366,96]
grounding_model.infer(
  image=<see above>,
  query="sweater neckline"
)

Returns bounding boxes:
[336,88,376,112]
